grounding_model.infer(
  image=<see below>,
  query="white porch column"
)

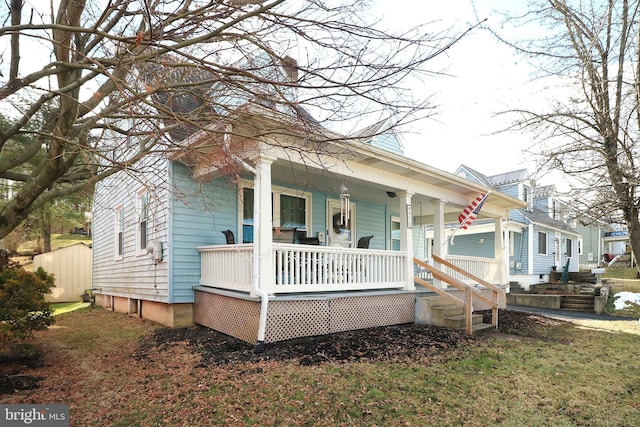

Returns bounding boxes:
[527,223,534,279]
[398,191,415,291]
[433,199,446,289]
[495,218,506,284]
[254,155,276,295]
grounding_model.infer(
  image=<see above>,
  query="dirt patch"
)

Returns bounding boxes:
[0,347,46,395]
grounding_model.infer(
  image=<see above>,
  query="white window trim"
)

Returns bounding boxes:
[238,181,312,242]
[114,204,124,261]
[136,188,148,256]
[578,238,583,256]
[390,215,401,251]
[522,184,530,203]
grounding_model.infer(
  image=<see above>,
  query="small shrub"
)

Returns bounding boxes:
[0,261,55,353]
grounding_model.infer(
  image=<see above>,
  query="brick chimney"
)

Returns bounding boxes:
[281,56,298,82]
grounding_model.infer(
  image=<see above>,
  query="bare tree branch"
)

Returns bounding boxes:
[494,0,640,267]
[0,0,471,239]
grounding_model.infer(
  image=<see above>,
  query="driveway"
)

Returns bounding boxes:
[507,304,637,322]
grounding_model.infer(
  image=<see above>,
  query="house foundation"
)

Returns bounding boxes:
[94,294,193,327]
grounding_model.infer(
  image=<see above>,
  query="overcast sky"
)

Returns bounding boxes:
[4,0,545,180]
[374,0,545,178]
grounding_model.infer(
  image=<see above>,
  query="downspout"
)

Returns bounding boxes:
[252,162,268,353]
[223,132,268,352]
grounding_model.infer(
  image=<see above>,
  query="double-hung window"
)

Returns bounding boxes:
[136,188,148,254]
[240,185,311,243]
[538,231,548,255]
[566,238,573,258]
[115,205,124,260]
[242,187,255,243]
[390,216,401,251]
[278,194,307,230]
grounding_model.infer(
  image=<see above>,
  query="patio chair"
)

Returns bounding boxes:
[357,235,374,249]
[222,230,235,244]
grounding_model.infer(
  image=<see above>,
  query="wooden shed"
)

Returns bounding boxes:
[33,243,92,303]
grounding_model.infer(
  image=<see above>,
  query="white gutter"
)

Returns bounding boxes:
[252,168,269,352]
[248,155,269,353]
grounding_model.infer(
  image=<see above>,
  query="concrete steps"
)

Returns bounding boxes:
[560,295,595,311]
[549,271,598,284]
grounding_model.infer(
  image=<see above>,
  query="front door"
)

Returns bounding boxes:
[327,199,355,247]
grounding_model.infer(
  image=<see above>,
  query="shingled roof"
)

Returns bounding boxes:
[139,52,319,142]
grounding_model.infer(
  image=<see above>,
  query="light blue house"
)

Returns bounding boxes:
[91,55,525,347]
[452,165,582,290]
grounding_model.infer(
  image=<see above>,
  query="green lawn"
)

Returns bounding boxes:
[18,233,92,253]
[51,302,90,316]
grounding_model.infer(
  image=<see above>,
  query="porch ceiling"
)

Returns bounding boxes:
[271,158,398,206]
[270,154,522,219]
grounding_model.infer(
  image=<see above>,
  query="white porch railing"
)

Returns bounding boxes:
[198,243,406,295]
[198,244,255,293]
[443,255,503,285]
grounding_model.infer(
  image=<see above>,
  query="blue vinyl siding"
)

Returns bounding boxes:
[169,162,237,303]
[456,167,484,185]
[498,184,519,200]
[447,232,495,258]
[509,231,528,274]
[309,189,326,238]
[532,226,556,274]
[533,197,550,211]
[354,200,385,250]
[510,210,526,222]
[92,155,170,302]
[368,133,403,155]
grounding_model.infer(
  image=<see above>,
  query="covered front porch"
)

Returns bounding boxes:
[174,118,525,346]
[194,242,509,345]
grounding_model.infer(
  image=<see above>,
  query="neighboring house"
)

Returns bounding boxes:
[33,243,92,303]
[0,178,16,200]
[92,54,524,347]
[453,165,581,290]
[574,215,613,269]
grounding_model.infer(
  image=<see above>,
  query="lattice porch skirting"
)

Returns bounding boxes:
[193,288,417,344]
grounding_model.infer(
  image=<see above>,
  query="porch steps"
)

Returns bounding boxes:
[415,296,494,333]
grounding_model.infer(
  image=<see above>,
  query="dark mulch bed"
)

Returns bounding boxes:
[137,309,555,366]
[138,322,476,367]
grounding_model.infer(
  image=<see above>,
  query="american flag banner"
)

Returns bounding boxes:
[458,193,489,230]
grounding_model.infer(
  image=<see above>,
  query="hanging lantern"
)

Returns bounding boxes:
[339,184,350,226]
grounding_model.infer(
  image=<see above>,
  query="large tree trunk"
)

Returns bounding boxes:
[41,210,52,253]
[624,209,640,274]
